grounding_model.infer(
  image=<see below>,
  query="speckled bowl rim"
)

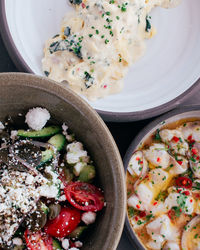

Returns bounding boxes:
[123,105,200,249]
[0,72,126,250]
[0,0,200,122]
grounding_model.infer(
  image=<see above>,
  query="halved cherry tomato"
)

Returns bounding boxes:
[176,177,192,189]
[167,209,176,220]
[24,230,53,250]
[64,182,104,212]
[44,207,81,238]
[172,136,180,143]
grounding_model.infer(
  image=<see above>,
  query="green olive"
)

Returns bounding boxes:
[48,203,61,220]
[78,165,96,182]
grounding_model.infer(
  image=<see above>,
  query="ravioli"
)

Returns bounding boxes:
[42,0,181,101]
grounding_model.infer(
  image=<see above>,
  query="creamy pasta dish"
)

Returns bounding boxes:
[42,0,180,101]
[127,120,200,250]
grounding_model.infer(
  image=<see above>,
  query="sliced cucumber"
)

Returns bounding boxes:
[52,239,63,250]
[41,149,54,164]
[69,226,88,239]
[41,202,49,215]
[78,165,96,182]
[48,134,66,151]
[17,126,61,138]
[40,134,66,164]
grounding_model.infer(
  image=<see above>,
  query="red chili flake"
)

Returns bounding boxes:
[178,189,182,193]
[136,204,140,209]
[145,175,149,179]
[183,191,190,196]
[192,148,198,155]
[177,160,183,165]
[103,85,107,89]
[197,156,200,161]
[153,202,158,206]
[81,3,86,8]
[139,211,146,218]
[135,216,139,221]
[180,208,182,212]
[157,157,161,163]
[139,161,143,165]
[172,136,180,143]
[190,199,193,203]
[136,157,140,161]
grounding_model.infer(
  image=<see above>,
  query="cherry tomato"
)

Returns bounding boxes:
[172,136,180,143]
[167,209,176,220]
[64,182,104,212]
[44,207,81,238]
[24,230,53,250]
[176,176,192,189]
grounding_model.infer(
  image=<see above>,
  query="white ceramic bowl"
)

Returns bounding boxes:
[0,0,200,121]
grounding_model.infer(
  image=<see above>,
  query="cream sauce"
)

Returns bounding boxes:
[42,0,181,101]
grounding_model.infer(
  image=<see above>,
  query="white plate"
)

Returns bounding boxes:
[1,0,200,121]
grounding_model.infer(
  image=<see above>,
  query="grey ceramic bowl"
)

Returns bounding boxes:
[0,72,126,250]
[123,105,200,249]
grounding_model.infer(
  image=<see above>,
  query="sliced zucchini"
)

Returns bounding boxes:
[52,239,63,250]
[40,134,66,164]
[69,226,88,239]
[17,126,61,138]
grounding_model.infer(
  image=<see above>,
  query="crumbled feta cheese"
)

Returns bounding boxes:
[10,130,18,140]
[38,166,62,199]
[81,211,96,225]
[12,237,23,246]
[74,241,83,248]
[73,162,86,176]
[0,168,46,243]
[62,238,70,249]
[25,107,50,131]
[62,123,74,142]
[62,123,68,132]
[0,122,4,130]
[66,142,87,164]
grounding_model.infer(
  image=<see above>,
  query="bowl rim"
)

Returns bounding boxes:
[0,72,126,250]
[0,0,200,122]
[123,105,200,249]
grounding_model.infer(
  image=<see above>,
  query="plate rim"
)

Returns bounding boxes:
[0,0,200,122]
[123,105,200,249]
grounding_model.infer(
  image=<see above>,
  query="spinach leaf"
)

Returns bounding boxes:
[145,15,151,32]
[69,0,82,4]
